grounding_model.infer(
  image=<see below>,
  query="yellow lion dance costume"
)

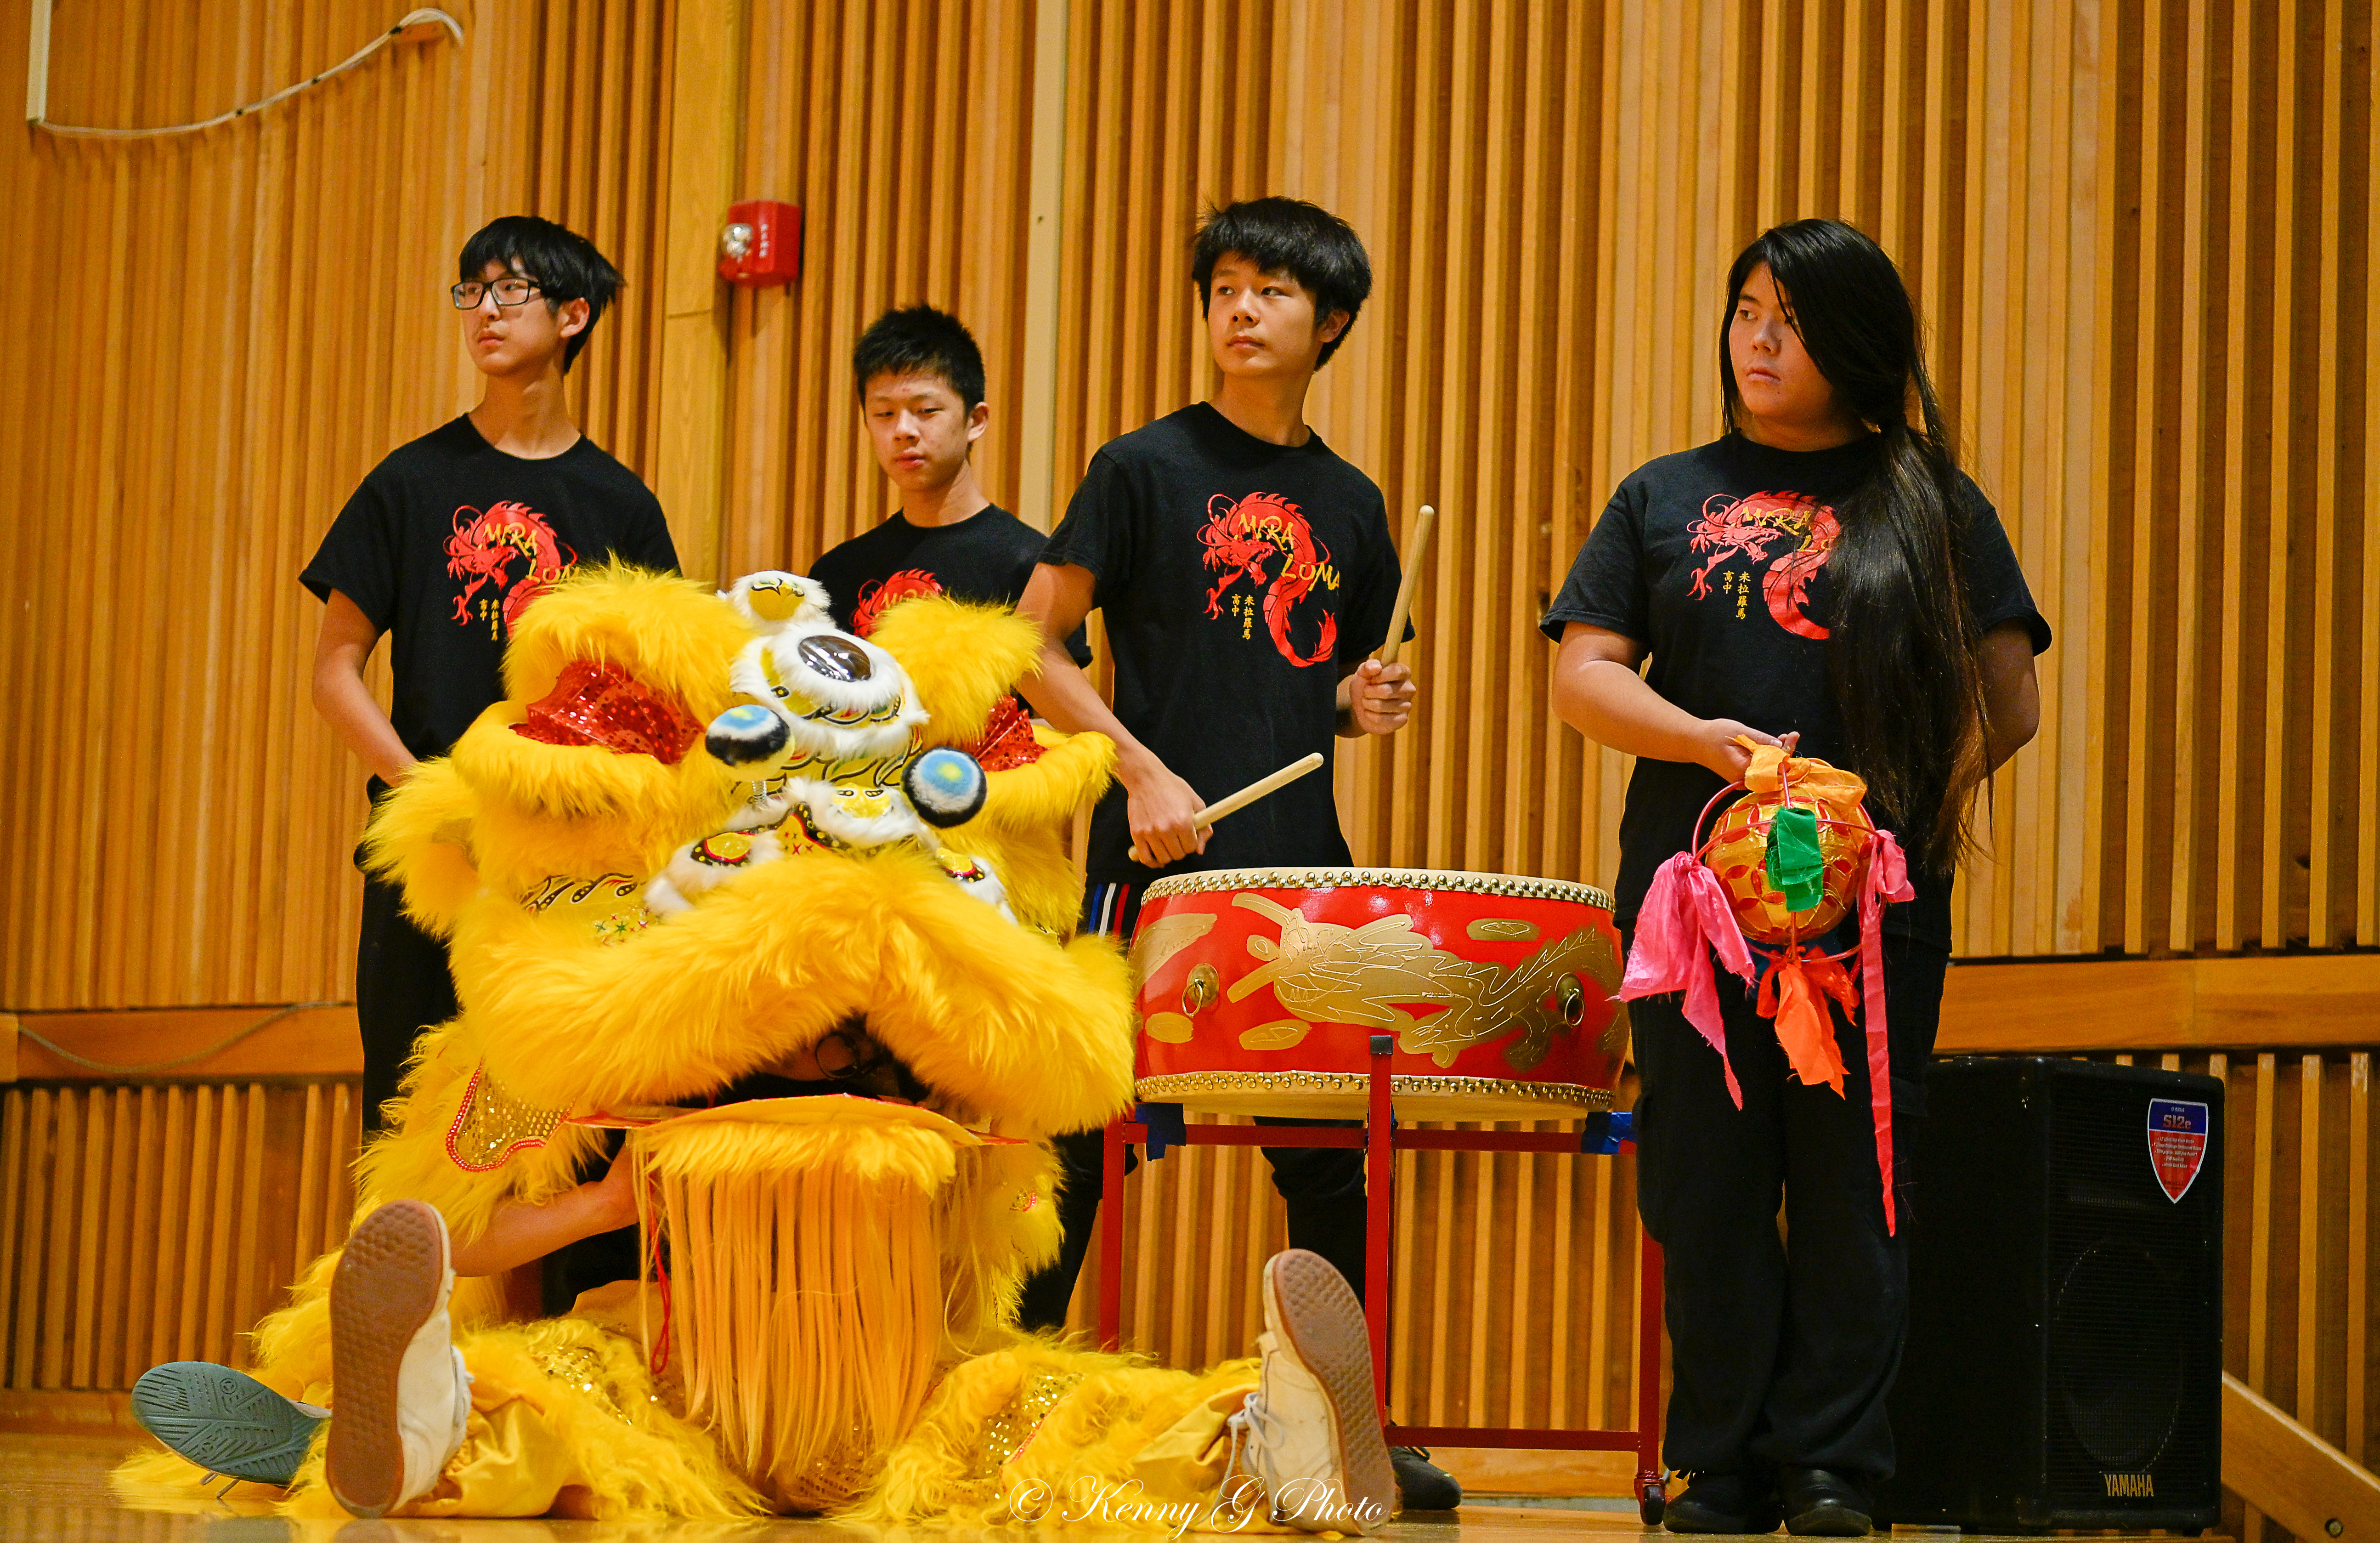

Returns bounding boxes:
[117,567,1391,1532]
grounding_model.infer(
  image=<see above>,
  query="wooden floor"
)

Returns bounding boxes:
[3,1434,2224,1543]
[0,1433,1656,1542]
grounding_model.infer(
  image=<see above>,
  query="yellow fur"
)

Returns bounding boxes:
[935,1141,1069,1350]
[116,567,1176,1522]
[452,845,1135,1134]
[361,564,760,931]
[957,729,1119,937]
[120,1317,765,1521]
[443,708,746,898]
[357,757,480,936]
[362,1022,610,1242]
[851,1346,1266,1530]
[500,562,758,712]
[867,595,1046,747]
[637,1119,959,1509]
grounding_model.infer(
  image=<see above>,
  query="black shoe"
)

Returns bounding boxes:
[1779,1467,1873,1536]
[1665,1470,1782,1533]
[1390,1446,1461,1510]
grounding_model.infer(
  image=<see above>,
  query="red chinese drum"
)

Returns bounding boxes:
[1131,867,1628,1122]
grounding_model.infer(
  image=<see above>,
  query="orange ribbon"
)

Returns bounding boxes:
[1755,943,1858,1094]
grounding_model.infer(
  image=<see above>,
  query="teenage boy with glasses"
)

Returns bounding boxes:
[132,217,679,1489]
[303,215,678,1146]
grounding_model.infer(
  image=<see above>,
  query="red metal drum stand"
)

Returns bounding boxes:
[1095,1034,1669,1524]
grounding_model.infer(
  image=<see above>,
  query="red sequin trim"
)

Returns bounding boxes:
[513,660,702,764]
[967,695,1046,771]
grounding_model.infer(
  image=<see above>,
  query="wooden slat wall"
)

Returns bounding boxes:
[0,1081,359,1392]
[699,0,2380,962]
[4,2,2373,1008]
[0,1,673,1012]
[715,0,1045,580]
[2146,1049,2379,1543]
[1012,0,2374,961]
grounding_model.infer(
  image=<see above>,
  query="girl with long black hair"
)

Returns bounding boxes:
[1544,219,2048,1535]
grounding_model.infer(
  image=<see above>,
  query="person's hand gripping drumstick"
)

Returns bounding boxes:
[1339,503,1433,736]
[1127,506,1435,868]
[1128,753,1328,868]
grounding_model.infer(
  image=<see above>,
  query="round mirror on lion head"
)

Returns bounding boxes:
[797,634,873,682]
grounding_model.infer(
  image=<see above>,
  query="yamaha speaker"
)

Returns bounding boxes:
[1876,1055,2223,1532]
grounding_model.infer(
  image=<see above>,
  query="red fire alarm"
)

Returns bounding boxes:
[718,200,802,287]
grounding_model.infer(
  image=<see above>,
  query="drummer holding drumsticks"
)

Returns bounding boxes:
[1015,198,1454,1512]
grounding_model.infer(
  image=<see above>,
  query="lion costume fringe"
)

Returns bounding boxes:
[115,567,1291,1527]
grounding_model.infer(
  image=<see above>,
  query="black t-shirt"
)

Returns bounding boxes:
[1043,403,1401,882]
[808,504,1091,666]
[300,416,678,775]
[1539,432,2051,949]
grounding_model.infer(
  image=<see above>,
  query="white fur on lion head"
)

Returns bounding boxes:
[722,571,830,633]
[775,777,933,850]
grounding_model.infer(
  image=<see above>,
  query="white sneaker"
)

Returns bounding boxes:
[1225,1249,1396,1535]
[326,1200,471,1517]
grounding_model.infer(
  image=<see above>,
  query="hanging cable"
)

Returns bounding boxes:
[14,1002,344,1075]
[31,9,461,141]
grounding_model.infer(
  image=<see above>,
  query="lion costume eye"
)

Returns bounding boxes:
[904,747,986,828]
[706,702,790,766]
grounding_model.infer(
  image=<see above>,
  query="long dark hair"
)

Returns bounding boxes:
[1719,218,1986,870]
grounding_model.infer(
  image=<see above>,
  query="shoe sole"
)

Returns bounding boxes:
[130,1362,323,1486]
[1265,1249,1396,1535]
[1667,1506,1785,1534]
[1786,1504,1873,1537]
[326,1200,450,1519]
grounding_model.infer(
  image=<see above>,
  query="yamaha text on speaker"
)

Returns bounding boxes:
[1876,1056,2222,1532]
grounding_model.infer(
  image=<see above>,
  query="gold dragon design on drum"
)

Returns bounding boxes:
[1131,868,1631,1123]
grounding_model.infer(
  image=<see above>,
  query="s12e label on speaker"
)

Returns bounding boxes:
[2146,1099,2209,1203]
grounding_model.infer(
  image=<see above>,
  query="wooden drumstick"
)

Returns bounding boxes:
[1378,504,1436,668]
[1128,752,1326,868]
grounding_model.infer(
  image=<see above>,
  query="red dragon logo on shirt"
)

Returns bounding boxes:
[1198,491,1342,666]
[446,500,577,637]
[1685,489,1839,640]
[850,568,944,636]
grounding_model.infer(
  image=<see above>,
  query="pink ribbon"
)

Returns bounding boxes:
[1622,852,1759,1107]
[1858,830,1915,1233]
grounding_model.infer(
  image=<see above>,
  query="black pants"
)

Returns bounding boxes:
[1629,928,1947,1482]
[355,865,461,1135]
[1015,880,1370,1331]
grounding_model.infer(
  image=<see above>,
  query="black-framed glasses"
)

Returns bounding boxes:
[450,277,543,309]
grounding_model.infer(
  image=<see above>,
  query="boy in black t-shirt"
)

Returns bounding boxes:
[303,216,678,1137]
[808,306,1088,743]
[1016,199,1454,1509]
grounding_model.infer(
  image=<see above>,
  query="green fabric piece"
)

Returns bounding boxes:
[1765,804,1826,913]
